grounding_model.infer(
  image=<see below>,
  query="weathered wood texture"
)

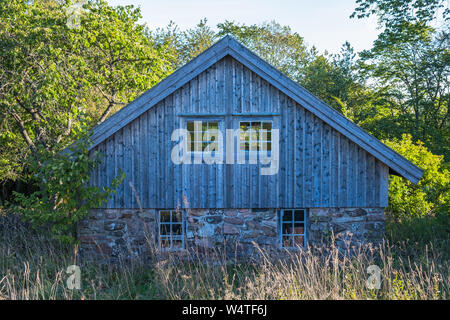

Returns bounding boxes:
[90,56,389,209]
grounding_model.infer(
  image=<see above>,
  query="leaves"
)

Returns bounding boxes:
[383,134,450,219]
[0,0,174,182]
[13,129,125,243]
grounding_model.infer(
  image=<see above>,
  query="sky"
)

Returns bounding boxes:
[107,0,381,55]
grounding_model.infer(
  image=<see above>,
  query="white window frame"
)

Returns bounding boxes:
[185,120,222,155]
[279,209,307,249]
[158,209,186,250]
[238,120,273,156]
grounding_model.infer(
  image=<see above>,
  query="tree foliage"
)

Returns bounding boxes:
[13,128,124,242]
[352,0,449,158]
[0,0,173,183]
[383,134,449,219]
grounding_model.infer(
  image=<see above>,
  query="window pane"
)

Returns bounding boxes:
[262,122,272,130]
[282,236,292,248]
[240,122,250,130]
[294,210,304,221]
[172,223,182,235]
[172,211,183,222]
[194,131,202,141]
[205,131,217,141]
[282,222,292,235]
[293,223,304,235]
[260,130,269,140]
[194,141,201,152]
[282,210,293,221]
[240,142,249,151]
[251,122,261,130]
[187,122,194,131]
[209,122,218,129]
[160,237,171,248]
[160,211,171,222]
[294,236,304,247]
[240,130,249,141]
[160,223,170,235]
[249,130,258,142]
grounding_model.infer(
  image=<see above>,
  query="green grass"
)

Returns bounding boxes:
[0,211,448,300]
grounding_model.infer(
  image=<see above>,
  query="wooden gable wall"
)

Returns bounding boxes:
[90,55,389,209]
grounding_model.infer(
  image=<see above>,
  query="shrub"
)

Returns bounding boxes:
[12,132,124,243]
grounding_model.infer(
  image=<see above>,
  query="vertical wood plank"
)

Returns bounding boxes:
[338,135,348,207]
[312,116,322,207]
[379,163,389,207]
[357,146,366,207]
[304,110,313,207]
[331,129,339,206]
[322,123,331,207]
[366,154,375,207]
[115,128,124,208]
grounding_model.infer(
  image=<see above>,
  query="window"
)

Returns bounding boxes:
[187,121,219,152]
[280,209,306,248]
[159,210,185,249]
[239,121,272,152]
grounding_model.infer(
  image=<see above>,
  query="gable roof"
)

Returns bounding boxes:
[86,35,423,184]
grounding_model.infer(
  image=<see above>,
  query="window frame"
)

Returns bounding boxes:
[279,209,307,249]
[158,209,186,251]
[184,119,223,156]
[238,120,273,156]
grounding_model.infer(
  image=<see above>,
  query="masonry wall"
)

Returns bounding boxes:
[78,207,385,263]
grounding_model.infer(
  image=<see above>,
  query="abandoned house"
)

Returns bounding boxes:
[77,36,423,262]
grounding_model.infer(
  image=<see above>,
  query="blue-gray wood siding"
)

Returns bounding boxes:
[90,55,389,209]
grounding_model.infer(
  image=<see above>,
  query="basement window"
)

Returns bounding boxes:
[239,121,272,153]
[159,210,185,250]
[280,209,306,248]
[187,121,219,152]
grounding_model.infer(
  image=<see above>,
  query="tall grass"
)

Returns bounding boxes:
[0,212,448,300]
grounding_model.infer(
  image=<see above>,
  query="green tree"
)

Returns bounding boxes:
[153,18,216,68]
[14,129,124,242]
[0,0,173,238]
[0,0,172,183]
[217,20,315,83]
[383,134,449,219]
[352,0,449,159]
[351,0,448,41]
[81,0,174,123]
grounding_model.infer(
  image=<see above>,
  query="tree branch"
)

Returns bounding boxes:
[9,109,37,155]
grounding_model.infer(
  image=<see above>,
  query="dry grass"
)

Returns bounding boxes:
[0,212,448,300]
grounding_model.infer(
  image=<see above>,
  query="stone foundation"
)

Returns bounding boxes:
[77,209,157,263]
[308,208,385,249]
[78,207,385,263]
